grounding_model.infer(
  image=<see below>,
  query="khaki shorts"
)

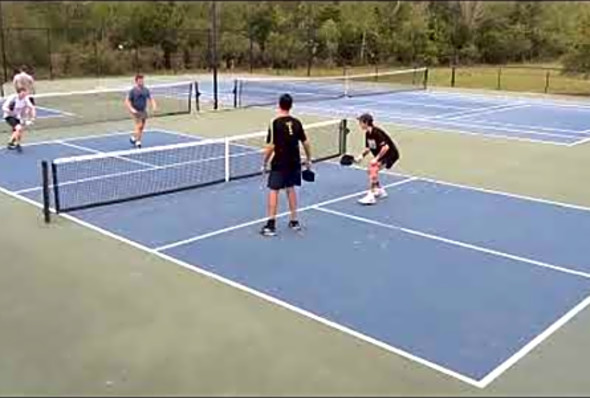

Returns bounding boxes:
[133,110,148,122]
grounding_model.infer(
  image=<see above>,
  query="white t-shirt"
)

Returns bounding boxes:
[3,94,34,120]
[13,72,35,93]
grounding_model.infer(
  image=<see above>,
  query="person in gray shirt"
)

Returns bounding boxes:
[125,74,157,148]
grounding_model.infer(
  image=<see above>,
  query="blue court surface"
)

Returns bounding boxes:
[204,79,590,147]
[2,128,590,388]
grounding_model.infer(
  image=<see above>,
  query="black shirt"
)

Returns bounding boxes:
[365,126,398,162]
[266,115,307,171]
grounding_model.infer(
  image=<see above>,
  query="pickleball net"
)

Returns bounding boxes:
[42,119,349,218]
[233,67,428,108]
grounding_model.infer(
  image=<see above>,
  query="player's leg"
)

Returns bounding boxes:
[261,171,283,236]
[130,113,145,148]
[373,162,388,199]
[358,161,380,205]
[6,117,21,150]
[136,111,147,147]
[285,169,302,230]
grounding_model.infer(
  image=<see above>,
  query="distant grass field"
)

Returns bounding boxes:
[1,62,589,101]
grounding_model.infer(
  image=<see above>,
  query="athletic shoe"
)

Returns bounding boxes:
[260,223,276,237]
[135,141,142,149]
[129,136,136,146]
[15,143,22,153]
[358,192,377,205]
[288,220,302,231]
[375,188,388,199]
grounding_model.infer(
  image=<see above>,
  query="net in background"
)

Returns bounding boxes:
[233,67,428,108]
[45,119,347,213]
[1,81,195,132]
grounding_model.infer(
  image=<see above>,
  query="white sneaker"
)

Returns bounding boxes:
[135,141,142,149]
[375,188,388,199]
[358,192,376,205]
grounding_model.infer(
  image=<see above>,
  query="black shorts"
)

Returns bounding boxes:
[267,168,301,190]
[5,116,21,129]
[380,148,400,169]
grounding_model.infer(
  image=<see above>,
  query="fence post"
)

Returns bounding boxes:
[497,67,502,90]
[0,2,8,85]
[545,71,550,94]
[93,29,100,78]
[46,29,53,80]
[210,1,219,110]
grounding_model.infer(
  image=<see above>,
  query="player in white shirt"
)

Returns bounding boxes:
[3,87,36,151]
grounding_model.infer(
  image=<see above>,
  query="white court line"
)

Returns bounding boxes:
[314,207,590,280]
[295,104,576,145]
[154,177,418,252]
[425,103,526,120]
[417,89,590,110]
[477,294,590,387]
[348,96,470,110]
[568,136,590,147]
[0,182,481,388]
[334,104,575,139]
[57,141,155,168]
[342,96,585,133]
[338,164,590,214]
[442,104,531,121]
[0,131,136,150]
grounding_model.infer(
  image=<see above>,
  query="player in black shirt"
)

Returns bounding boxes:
[260,94,312,236]
[355,113,400,205]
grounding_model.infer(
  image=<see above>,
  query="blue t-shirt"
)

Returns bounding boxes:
[128,86,151,112]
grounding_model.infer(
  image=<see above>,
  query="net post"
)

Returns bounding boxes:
[197,81,201,112]
[423,68,429,89]
[545,71,550,94]
[41,161,51,223]
[51,162,61,213]
[224,137,230,182]
[339,118,349,155]
[232,79,238,108]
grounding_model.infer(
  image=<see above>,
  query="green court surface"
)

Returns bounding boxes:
[2,80,590,396]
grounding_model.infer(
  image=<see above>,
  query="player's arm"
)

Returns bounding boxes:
[2,97,12,115]
[27,97,36,120]
[262,126,275,170]
[300,128,312,168]
[371,131,390,164]
[148,90,157,112]
[356,147,371,163]
[125,92,137,114]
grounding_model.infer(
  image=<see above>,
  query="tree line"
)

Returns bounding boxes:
[1,1,589,79]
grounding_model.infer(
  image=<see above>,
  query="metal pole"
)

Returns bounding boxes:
[47,28,53,80]
[0,2,9,85]
[211,1,218,110]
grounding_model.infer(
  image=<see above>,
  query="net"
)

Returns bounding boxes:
[46,119,348,213]
[1,81,195,132]
[233,67,428,108]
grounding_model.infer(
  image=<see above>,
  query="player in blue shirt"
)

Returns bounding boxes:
[125,74,157,148]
